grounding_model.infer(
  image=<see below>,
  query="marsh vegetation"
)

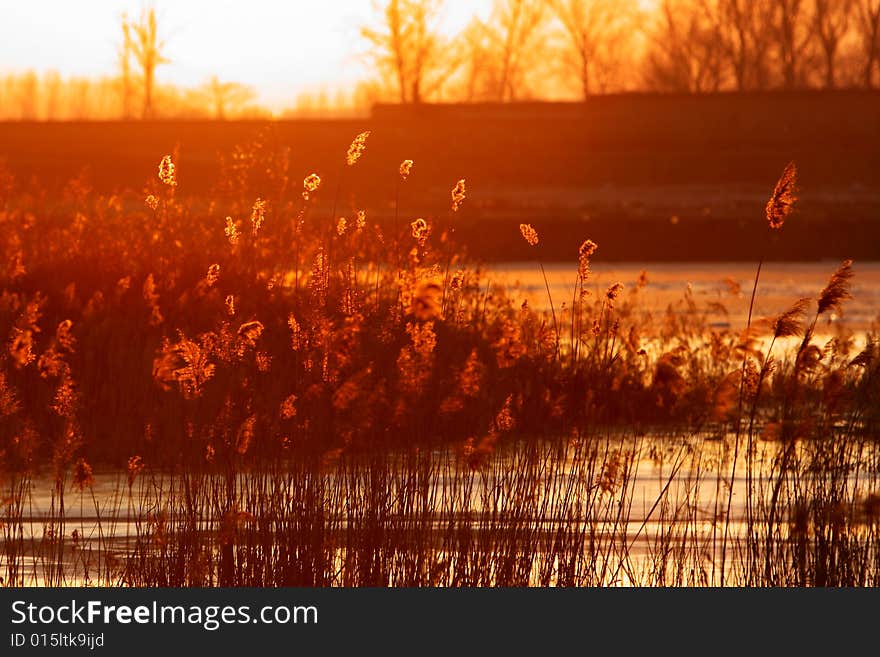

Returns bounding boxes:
[1,134,877,587]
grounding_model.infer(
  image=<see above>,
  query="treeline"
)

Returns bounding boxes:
[0,8,272,121]
[0,70,378,121]
[362,0,880,102]
[0,72,273,121]
[2,1,879,120]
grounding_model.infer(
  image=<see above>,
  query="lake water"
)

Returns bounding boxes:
[3,261,877,586]
[5,436,876,587]
[488,261,880,332]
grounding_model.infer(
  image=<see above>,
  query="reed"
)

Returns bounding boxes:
[0,135,877,587]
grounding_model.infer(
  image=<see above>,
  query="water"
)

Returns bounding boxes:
[487,261,880,331]
[3,261,878,586]
[5,437,877,586]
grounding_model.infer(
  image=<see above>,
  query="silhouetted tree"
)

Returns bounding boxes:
[201,76,255,119]
[453,18,493,101]
[713,0,775,90]
[643,0,726,93]
[361,0,457,103]
[43,71,62,120]
[813,0,855,88]
[122,8,169,118]
[855,0,880,87]
[771,0,813,89]
[482,0,547,100]
[550,0,639,98]
[68,78,93,120]
[118,13,135,118]
[17,72,39,120]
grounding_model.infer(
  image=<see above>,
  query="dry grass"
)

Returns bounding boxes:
[0,133,878,587]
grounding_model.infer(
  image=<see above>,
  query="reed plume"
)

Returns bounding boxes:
[72,458,94,491]
[578,239,598,282]
[605,282,624,307]
[302,173,321,200]
[250,198,267,236]
[771,298,810,339]
[346,131,371,166]
[411,218,428,243]
[817,259,854,316]
[451,179,466,212]
[724,159,798,584]
[519,223,539,246]
[224,217,239,245]
[765,161,797,229]
[158,155,177,187]
[206,264,220,286]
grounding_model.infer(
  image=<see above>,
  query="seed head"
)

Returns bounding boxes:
[158,155,177,187]
[451,179,466,212]
[411,218,428,242]
[250,198,267,236]
[771,298,810,339]
[73,458,94,491]
[346,131,371,166]
[127,455,145,486]
[765,161,797,229]
[280,394,298,420]
[578,239,598,281]
[206,264,220,286]
[606,282,624,304]
[519,223,539,247]
[224,217,239,245]
[302,173,321,200]
[817,259,854,316]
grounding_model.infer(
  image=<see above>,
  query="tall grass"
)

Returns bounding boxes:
[0,134,877,587]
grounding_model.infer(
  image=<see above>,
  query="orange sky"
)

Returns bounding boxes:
[0,1,495,111]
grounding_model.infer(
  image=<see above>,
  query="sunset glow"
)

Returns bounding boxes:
[1,0,878,601]
[0,0,494,111]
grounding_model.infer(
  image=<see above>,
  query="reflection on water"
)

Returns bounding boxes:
[4,436,877,587]
[489,261,880,331]
[3,262,877,587]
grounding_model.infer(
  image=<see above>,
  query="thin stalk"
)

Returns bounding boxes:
[721,254,764,585]
[539,261,560,360]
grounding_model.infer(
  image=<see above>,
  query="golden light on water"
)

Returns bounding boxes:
[1,0,878,594]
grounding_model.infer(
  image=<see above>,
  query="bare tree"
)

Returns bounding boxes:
[712,0,775,90]
[361,0,457,103]
[550,0,639,98]
[481,0,547,101]
[455,18,493,101]
[68,78,93,120]
[855,0,880,87]
[771,0,813,89]
[643,0,726,93]
[118,13,135,118]
[43,71,62,120]
[17,72,39,120]
[122,8,169,118]
[201,76,255,119]
[812,0,855,88]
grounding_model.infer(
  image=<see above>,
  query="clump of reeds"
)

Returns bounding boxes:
[0,134,876,588]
